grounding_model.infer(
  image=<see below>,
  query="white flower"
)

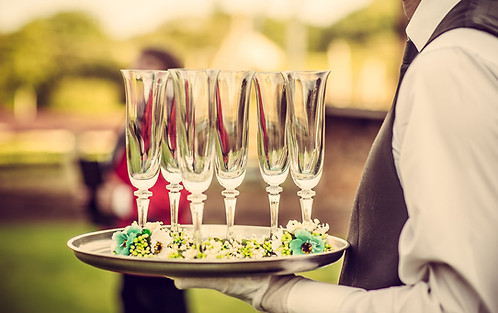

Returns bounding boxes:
[286,220,301,233]
[273,249,283,257]
[150,229,173,257]
[204,242,226,259]
[152,229,173,246]
[315,223,330,234]
[203,240,225,259]
[128,221,140,229]
[302,220,316,232]
[271,228,284,240]
[144,221,163,233]
[271,236,283,252]
[182,248,198,260]
[162,247,178,258]
[252,248,266,259]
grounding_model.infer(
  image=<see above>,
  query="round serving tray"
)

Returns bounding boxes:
[67,224,349,278]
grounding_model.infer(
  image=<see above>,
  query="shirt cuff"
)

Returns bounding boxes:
[287,278,364,313]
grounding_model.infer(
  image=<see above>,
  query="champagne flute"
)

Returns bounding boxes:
[121,70,166,227]
[170,68,219,250]
[214,70,254,238]
[284,70,330,223]
[160,76,183,232]
[253,72,289,236]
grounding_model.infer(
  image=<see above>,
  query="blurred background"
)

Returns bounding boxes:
[0,0,408,312]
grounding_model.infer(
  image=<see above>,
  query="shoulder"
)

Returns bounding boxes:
[401,28,498,102]
[407,28,498,82]
[424,28,498,59]
[398,28,498,133]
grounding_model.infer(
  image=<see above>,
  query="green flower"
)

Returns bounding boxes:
[281,232,293,243]
[112,225,142,256]
[262,240,274,257]
[172,232,187,246]
[129,233,152,257]
[238,245,254,258]
[289,229,325,255]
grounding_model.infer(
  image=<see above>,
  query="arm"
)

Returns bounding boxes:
[393,36,498,313]
[338,31,498,313]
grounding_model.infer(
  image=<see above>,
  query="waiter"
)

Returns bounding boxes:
[174,0,498,312]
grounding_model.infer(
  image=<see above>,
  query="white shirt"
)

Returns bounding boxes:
[287,0,498,312]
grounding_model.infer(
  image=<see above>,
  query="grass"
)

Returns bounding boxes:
[0,221,342,313]
[0,222,119,313]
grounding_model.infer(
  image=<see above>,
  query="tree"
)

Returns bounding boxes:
[0,11,119,108]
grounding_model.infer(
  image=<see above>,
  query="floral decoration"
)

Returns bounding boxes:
[289,229,325,255]
[111,219,334,260]
[111,224,142,256]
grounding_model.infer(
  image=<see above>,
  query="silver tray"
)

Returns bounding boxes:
[67,224,349,277]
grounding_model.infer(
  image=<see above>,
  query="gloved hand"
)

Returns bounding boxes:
[173,274,302,312]
[173,274,364,313]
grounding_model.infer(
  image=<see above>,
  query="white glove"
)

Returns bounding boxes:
[174,275,364,313]
[286,278,364,313]
[173,275,301,312]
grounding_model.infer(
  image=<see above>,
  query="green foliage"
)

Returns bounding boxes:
[257,18,287,49]
[0,11,119,107]
[138,12,232,65]
[312,0,402,50]
[0,2,401,111]
[256,0,401,53]
[50,77,123,114]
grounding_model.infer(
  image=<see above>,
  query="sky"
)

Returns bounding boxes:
[0,0,370,39]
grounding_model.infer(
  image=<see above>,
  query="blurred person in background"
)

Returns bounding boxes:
[82,48,190,313]
[172,0,498,312]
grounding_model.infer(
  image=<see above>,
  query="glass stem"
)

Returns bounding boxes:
[187,193,207,251]
[298,189,315,223]
[134,189,153,227]
[166,183,183,232]
[222,188,239,239]
[267,185,283,236]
